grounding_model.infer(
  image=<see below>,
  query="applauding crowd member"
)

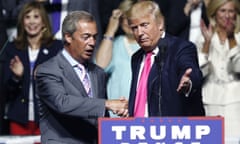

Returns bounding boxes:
[2,1,63,135]
[195,0,240,137]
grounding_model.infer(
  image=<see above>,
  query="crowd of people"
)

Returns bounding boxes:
[0,0,240,143]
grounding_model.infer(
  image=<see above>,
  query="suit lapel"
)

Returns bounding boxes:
[132,50,144,89]
[22,49,30,76]
[35,46,47,66]
[58,53,88,97]
[129,50,144,114]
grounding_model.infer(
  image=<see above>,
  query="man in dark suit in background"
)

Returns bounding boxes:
[127,1,205,117]
[35,11,128,144]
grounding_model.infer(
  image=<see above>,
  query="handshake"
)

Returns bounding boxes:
[105,97,129,117]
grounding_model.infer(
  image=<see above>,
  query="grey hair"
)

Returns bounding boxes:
[62,10,95,45]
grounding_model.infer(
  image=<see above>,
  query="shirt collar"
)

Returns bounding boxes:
[62,49,79,67]
[152,31,165,55]
[152,46,159,56]
[161,31,166,38]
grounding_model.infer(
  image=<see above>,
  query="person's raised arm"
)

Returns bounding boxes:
[200,19,213,54]
[95,9,122,68]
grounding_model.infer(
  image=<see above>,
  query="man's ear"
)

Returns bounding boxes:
[65,33,72,44]
[158,17,164,31]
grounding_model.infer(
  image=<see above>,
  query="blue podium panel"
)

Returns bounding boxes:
[98,117,223,144]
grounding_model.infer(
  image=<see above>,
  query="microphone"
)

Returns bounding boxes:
[155,39,167,116]
[156,40,167,71]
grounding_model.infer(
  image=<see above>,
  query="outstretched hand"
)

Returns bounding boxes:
[177,68,192,94]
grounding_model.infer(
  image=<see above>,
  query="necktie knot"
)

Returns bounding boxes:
[145,52,152,64]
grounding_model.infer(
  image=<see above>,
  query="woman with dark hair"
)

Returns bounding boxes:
[2,1,63,135]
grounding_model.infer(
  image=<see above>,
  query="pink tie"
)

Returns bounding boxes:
[78,64,92,97]
[134,52,152,117]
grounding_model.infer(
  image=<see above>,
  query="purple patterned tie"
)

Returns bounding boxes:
[78,64,92,97]
[134,52,152,117]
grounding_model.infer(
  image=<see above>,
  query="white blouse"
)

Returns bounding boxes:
[195,32,240,105]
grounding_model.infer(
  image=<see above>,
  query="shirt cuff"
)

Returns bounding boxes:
[185,80,192,97]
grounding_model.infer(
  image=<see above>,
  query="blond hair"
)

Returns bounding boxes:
[126,0,164,25]
[207,0,240,32]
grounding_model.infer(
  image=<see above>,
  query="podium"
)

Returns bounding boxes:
[98,117,226,144]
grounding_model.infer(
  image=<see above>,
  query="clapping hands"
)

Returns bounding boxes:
[10,56,24,80]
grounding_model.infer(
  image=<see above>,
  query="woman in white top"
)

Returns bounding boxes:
[195,0,240,138]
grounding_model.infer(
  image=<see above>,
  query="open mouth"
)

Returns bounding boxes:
[85,49,94,56]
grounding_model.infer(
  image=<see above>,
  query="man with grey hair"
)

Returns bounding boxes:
[35,11,128,144]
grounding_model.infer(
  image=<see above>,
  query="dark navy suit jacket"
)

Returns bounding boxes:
[2,40,63,124]
[129,33,205,117]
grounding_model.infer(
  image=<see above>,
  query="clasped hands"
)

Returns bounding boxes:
[105,97,128,117]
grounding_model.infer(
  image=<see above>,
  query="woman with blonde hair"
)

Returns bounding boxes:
[195,0,240,138]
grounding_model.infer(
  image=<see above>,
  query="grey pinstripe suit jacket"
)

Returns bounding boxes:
[36,52,108,144]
